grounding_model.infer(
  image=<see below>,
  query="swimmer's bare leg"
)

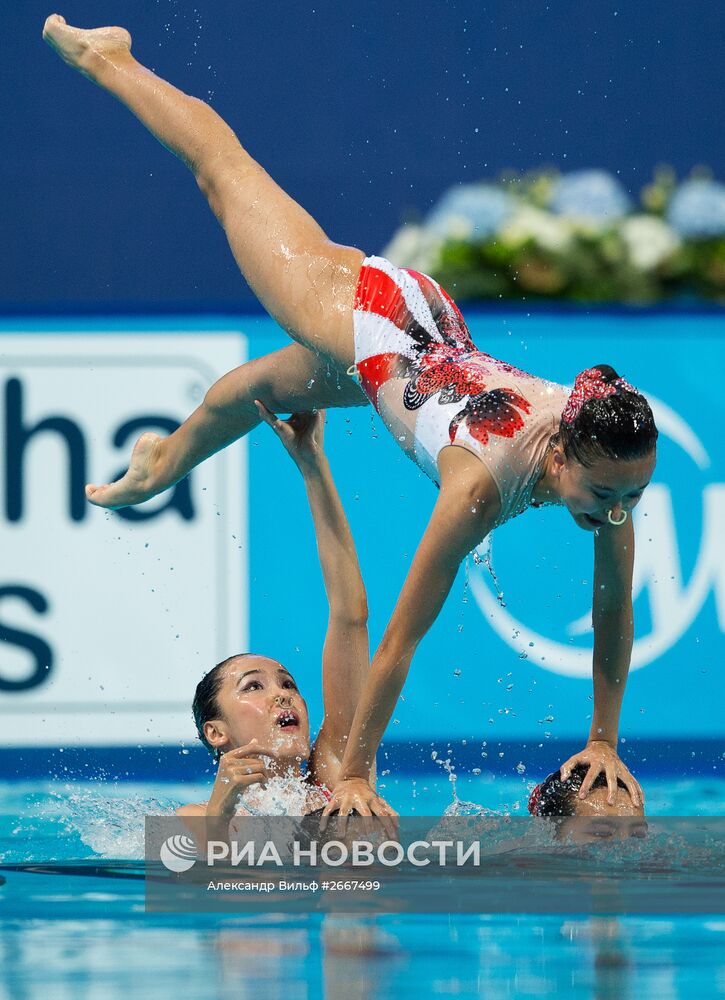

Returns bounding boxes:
[43,14,366,508]
[42,15,363,368]
[85,344,367,508]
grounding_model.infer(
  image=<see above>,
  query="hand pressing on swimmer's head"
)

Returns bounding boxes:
[206,740,278,817]
[558,741,643,808]
[254,401,326,474]
[320,778,399,840]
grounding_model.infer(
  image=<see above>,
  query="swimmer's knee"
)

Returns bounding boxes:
[203,360,265,418]
[196,153,263,222]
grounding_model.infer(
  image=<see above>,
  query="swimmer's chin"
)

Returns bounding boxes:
[572,511,603,532]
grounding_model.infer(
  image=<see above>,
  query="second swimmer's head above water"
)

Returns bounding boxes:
[192,653,311,765]
[529,764,647,843]
[546,364,658,532]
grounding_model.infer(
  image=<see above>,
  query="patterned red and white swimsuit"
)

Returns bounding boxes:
[351,256,571,527]
[314,781,332,803]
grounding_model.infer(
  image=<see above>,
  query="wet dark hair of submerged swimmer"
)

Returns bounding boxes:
[528,764,629,817]
[551,364,658,468]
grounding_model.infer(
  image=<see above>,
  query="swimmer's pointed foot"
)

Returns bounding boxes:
[42,14,132,78]
[85,432,166,510]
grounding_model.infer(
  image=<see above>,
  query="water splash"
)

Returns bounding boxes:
[432,752,491,817]
[238,774,319,816]
[16,785,183,861]
[474,536,506,608]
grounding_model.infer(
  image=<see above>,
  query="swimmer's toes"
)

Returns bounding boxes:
[86,479,153,510]
[85,483,124,510]
[85,483,112,508]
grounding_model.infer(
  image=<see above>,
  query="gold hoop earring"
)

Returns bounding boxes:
[607,509,628,526]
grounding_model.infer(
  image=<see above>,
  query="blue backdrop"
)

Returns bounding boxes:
[2,1,723,309]
[246,311,723,744]
[1,2,723,776]
[0,310,720,779]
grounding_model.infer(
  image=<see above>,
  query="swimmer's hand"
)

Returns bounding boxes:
[254,400,325,471]
[207,740,278,817]
[320,778,399,838]
[560,741,643,808]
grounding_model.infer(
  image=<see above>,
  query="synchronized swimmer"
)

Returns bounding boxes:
[177,403,382,822]
[44,15,655,820]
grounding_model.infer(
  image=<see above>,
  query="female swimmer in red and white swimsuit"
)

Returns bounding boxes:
[44,16,655,822]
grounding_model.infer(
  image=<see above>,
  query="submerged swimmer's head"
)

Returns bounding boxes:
[192,653,311,767]
[548,365,658,532]
[528,765,646,843]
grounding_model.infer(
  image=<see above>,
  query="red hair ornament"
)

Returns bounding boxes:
[561,368,637,426]
[528,782,544,816]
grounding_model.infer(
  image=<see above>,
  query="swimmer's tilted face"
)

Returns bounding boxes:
[556,450,656,533]
[211,654,311,765]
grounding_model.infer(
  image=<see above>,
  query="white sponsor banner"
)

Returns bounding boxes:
[0,330,246,746]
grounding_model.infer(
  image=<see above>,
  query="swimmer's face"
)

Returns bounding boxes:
[552,449,656,532]
[557,785,647,843]
[207,655,311,764]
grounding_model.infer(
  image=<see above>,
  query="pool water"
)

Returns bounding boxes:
[2,775,725,998]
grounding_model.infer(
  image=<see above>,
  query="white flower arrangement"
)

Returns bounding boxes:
[619,216,681,272]
[499,206,574,253]
[381,168,725,303]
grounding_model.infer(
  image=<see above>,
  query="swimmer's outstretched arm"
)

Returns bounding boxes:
[559,518,643,806]
[255,403,382,799]
[43,17,365,510]
[322,451,502,822]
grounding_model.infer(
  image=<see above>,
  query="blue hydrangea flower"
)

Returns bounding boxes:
[549,170,631,223]
[667,179,725,239]
[425,184,515,240]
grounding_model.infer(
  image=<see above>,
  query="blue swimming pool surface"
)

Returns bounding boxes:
[2,774,725,999]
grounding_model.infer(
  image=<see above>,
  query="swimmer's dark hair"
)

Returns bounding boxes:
[528,764,628,817]
[192,653,253,762]
[552,364,658,468]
